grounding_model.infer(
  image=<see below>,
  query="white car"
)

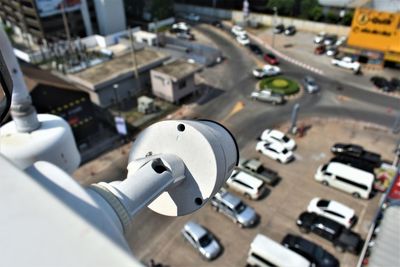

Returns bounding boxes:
[226,170,265,200]
[331,56,361,72]
[260,129,296,150]
[256,141,294,164]
[184,13,200,22]
[335,36,347,46]
[307,198,357,229]
[252,65,281,78]
[314,32,326,44]
[236,34,250,46]
[231,25,246,36]
[172,22,190,32]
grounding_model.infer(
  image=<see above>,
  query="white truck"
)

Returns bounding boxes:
[331,57,361,72]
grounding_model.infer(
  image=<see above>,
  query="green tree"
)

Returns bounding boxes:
[150,0,174,20]
[308,6,324,21]
[266,0,295,16]
[342,11,354,26]
[300,0,318,19]
[326,11,339,23]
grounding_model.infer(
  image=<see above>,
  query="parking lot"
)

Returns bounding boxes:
[129,117,397,267]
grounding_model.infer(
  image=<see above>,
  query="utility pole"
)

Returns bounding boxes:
[393,140,400,167]
[128,27,141,94]
[61,0,71,43]
[290,103,300,134]
[272,7,278,48]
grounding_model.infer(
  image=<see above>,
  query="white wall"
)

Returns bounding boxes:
[93,0,126,35]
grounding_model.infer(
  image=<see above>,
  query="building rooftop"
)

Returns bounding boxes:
[153,60,202,82]
[68,49,169,89]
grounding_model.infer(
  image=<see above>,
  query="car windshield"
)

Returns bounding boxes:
[267,54,276,59]
[234,202,247,213]
[282,148,288,154]
[282,135,290,142]
[198,234,212,247]
[321,164,328,172]
[317,199,330,207]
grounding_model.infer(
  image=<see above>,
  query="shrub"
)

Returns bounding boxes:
[260,76,299,95]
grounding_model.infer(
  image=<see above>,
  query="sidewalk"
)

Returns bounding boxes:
[248,28,400,98]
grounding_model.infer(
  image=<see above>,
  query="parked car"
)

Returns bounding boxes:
[250,90,284,105]
[181,221,221,260]
[296,212,364,254]
[238,158,280,186]
[236,34,250,46]
[274,24,285,34]
[282,234,339,267]
[303,76,320,93]
[211,20,222,28]
[390,77,400,91]
[314,45,326,55]
[176,31,195,41]
[184,13,200,22]
[210,189,258,227]
[331,56,361,72]
[170,22,190,33]
[323,34,338,46]
[256,141,294,163]
[370,76,393,92]
[326,46,338,57]
[260,129,296,150]
[335,36,347,46]
[248,43,263,55]
[263,53,279,65]
[284,25,296,36]
[231,25,246,36]
[314,32,327,44]
[330,143,381,167]
[330,154,375,173]
[307,197,357,229]
[226,170,265,199]
[252,64,281,78]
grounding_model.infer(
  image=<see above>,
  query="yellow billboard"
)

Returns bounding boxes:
[348,8,400,53]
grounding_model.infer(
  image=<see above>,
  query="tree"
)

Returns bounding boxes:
[342,11,354,26]
[326,11,339,23]
[266,0,295,16]
[308,6,324,21]
[150,0,174,20]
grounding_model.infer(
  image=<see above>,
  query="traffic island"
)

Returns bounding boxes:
[259,76,300,96]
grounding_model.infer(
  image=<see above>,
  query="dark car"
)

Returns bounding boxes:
[176,32,195,41]
[274,24,285,34]
[331,143,381,167]
[263,53,279,65]
[211,20,222,28]
[323,34,338,46]
[248,43,263,55]
[314,45,326,55]
[238,158,280,186]
[296,212,364,255]
[390,78,400,91]
[330,155,375,173]
[282,234,339,267]
[370,76,393,92]
[284,25,296,36]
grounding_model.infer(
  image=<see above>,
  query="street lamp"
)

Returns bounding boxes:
[272,7,278,48]
[113,84,121,116]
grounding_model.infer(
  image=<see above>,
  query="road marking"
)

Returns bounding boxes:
[221,101,245,123]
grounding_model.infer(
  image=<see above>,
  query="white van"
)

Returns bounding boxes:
[315,162,374,199]
[247,234,311,267]
[226,170,265,200]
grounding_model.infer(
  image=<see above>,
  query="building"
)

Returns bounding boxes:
[343,7,400,66]
[0,0,126,44]
[67,48,170,107]
[21,63,119,162]
[151,59,202,103]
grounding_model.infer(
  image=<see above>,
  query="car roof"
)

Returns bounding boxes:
[268,142,285,152]
[326,200,355,218]
[231,171,263,188]
[184,221,207,240]
[269,129,285,139]
[220,191,241,208]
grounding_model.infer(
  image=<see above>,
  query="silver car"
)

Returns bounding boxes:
[181,221,221,260]
[211,189,258,227]
[251,90,284,105]
[303,76,320,93]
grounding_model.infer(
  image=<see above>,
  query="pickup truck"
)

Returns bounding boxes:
[331,57,361,72]
[238,158,280,186]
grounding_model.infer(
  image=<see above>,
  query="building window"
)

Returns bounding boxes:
[178,80,186,89]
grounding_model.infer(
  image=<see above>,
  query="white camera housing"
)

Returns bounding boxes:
[128,120,238,216]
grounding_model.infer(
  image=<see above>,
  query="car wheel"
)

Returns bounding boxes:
[272,101,277,105]
[322,180,329,186]
[212,205,219,211]
[352,192,361,199]
[335,244,345,253]
[237,220,244,228]
[244,193,251,199]
[299,227,310,234]
[277,159,282,163]
[257,150,262,154]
